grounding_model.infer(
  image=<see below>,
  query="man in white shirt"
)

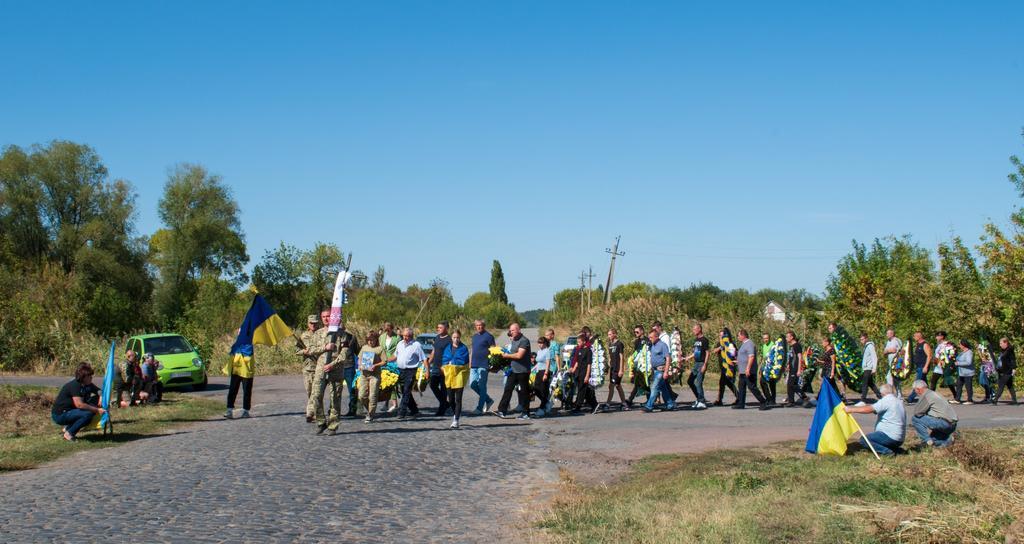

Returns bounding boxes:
[858,332,882,404]
[845,383,905,456]
[882,329,904,398]
[395,327,426,420]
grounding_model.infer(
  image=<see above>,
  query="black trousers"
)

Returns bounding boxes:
[573,371,597,411]
[995,373,1017,404]
[429,374,449,414]
[860,369,882,400]
[736,373,766,408]
[446,387,463,420]
[717,372,738,402]
[498,372,531,414]
[760,378,777,405]
[954,376,974,402]
[785,369,806,404]
[533,374,551,410]
[227,374,253,410]
[928,373,957,397]
[398,368,419,416]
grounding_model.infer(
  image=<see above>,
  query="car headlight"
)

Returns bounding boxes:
[192,357,203,368]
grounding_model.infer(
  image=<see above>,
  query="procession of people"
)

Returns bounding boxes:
[293,314,1018,449]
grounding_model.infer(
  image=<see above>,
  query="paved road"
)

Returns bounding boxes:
[0,375,555,543]
[3,372,1023,541]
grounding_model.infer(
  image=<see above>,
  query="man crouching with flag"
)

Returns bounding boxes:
[843,383,906,456]
[805,377,881,459]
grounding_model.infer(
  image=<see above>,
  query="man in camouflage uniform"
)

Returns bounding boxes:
[297,312,325,422]
[307,320,341,435]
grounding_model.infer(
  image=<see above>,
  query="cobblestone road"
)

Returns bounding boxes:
[0,376,556,543]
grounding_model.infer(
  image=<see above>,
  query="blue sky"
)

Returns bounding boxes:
[3,2,1023,310]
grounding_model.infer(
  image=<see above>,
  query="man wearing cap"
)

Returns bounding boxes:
[297,312,323,422]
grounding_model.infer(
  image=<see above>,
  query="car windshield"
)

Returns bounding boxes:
[144,336,193,355]
[566,336,577,346]
[417,336,435,347]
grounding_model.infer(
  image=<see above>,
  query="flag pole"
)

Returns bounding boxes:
[850,416,882,460]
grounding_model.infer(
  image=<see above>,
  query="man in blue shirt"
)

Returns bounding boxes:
[643,329,677,412]
[469,319,496,414]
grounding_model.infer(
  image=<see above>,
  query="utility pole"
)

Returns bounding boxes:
[603,235,625,305]
[578,270,587,316]
[585,266,596,312]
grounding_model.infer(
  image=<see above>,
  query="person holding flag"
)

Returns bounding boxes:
[844,383,906,456]
[805,374,877,458]
[225,294,293,420]
[52,363,105,441]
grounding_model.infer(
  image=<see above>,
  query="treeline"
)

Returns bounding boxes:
[0,140,521,371]
[544,281,824,327]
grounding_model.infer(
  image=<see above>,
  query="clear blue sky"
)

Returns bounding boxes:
[3,2,1023,310]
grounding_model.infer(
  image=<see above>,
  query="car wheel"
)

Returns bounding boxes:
[193,375,208,391]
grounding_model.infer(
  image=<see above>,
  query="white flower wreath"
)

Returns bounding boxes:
[590,339,606,387]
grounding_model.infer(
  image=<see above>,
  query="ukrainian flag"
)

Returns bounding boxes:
[804,379,860,455]
[226,295,293,378]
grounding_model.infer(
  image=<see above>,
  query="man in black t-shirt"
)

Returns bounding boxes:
[784,331,808,407]
[426,321,451,416]
[685,324,710,408]
[598,328,628,412]
[52,363,105,441]
[570,327,598,413]
[494,323,532,419]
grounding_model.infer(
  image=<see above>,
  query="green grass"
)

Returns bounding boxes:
[540,428,1024,544]
[0,384,223,471]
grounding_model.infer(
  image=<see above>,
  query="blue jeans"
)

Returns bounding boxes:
[646,370,676,410]
[52,409,94,437]
[470,368,493,410]
[687,369,706,403]
[343,365,357,412]
[907,366,926,402]
[912,415,956,446]
[860,431,902,456]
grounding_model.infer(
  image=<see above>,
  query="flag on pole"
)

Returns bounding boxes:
[805,379,859,455]
[93,341,116,430]
[327,270,352,333]
[225,294,293,377]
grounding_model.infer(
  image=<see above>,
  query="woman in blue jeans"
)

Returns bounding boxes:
[51,363,106,441]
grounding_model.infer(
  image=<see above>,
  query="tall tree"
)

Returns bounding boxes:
[489,260,508,304]
[300,242,343,315]
[937,236,994,341]
[252,243,306,326]
[978,130,1024,342]
[152,163,247,321]
[825,236,937,337]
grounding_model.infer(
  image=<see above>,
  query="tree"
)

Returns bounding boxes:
[252,243,306,326]
[0,141,152,334]
[152,163,247,321]
[978,130,1024,342]
[825,236,937,338]
[300,242,343,315]
[610,281,656,303]
[372,265,386,291]
[489,260,508,304]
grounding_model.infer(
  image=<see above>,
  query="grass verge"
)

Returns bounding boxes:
[1,384,223,471]
[539,428,1024,544]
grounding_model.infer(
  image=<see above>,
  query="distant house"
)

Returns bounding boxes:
[763,300,788,322]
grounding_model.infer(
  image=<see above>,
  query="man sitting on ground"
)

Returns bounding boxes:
[52,363,106,441]
[844,383,905,455]
[909,379,958,447]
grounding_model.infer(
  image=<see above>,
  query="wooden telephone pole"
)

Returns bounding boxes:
[585,266,596,312]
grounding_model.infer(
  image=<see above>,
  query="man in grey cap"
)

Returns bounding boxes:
[296,311,325,422]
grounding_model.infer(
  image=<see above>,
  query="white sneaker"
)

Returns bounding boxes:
[223,409,233,419]
[695,401,707,409]
[854,401,867,407]
[450,420,459,429]
[240,409,251,418]
[516,413,530,420]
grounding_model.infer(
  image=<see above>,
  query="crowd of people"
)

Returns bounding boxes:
[289,315,1019,452]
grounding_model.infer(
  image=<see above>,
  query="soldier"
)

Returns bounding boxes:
[297,312,324,422]
[337,325,361,417]
[307,322,342,435]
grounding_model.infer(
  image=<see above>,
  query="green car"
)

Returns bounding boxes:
[126,333,208,390]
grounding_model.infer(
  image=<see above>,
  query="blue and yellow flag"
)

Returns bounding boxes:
[226,295,293,378]
[92,341,116,431]
[805,379,860,455]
